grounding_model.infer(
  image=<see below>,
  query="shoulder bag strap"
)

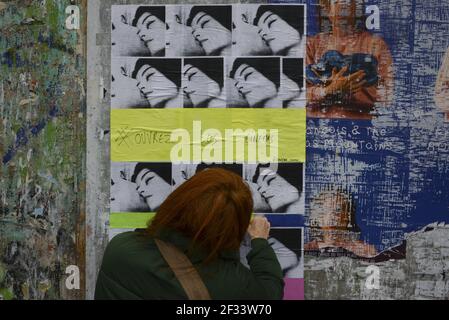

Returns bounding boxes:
[154,238,211,300]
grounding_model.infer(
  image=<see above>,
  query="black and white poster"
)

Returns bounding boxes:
[111,162,172,212]
[240,226,303,279]
[243,163,304,214]
[111,4,306,109]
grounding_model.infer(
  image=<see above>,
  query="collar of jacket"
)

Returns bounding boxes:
[151,228,240,263]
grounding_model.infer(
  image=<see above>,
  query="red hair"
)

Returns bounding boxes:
[147,168,253,263]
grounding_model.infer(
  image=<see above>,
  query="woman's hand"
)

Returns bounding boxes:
[247,216,271,240]
[323,66,367,97]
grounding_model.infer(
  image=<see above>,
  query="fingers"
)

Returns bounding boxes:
[248,216,271,240]
[252,215,268,224]
[335,65,348,78]
[350,79,367,92]
[331,67,338,78]
[348,70,366,82]
[311,67,321,78]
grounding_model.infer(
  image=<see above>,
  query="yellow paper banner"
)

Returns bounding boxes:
[111,109,306,163]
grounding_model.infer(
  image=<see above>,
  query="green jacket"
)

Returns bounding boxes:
[95,229,284,300]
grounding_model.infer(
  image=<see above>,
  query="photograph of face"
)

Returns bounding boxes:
[281,58,306,108]
[172,163,243,190]
[240,226,303,278]
[166,6,205,57]
[111,6,149,57]
[228,57,281,108]
[185,5,232,56]
[183,58,225,108]
[233,4,305,57]
[111,162,172,212]
[111,58,149,109]
[232,5,272,56]
[112,6,166,57]
[244,163,304,214]
[129,58,182,108]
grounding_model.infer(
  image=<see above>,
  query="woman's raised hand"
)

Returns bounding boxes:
[247,216,271,240]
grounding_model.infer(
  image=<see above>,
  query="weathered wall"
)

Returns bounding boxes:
[305,224,449,299]
[0,0,86,299]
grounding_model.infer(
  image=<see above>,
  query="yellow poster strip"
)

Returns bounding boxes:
[111,109,306,163]
[110,212,156,229]
[110,212,259,229]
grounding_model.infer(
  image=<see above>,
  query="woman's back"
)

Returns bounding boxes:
[95,168,284,300]
[95,229,284,300]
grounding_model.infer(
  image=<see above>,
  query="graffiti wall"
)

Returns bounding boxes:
[0,1,86,299]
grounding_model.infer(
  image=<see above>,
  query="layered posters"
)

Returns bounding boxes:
[110,4,307,299]
[278,0,448,299]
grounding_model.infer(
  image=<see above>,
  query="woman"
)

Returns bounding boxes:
[131,6,166,56]
[165,6,205,56]
[183,58,225,108]
[307,0,394,119]
[246,163,303,213]
[96,168,284,299]
[110,162,149,212]
[111,58,149,109]
[132,58,183,108]
[232,5,273,56]
[186,5,232,56]
[172,163,243,189]
[130,163,172,212]
[229,58,281,108]
[253,5,305,57]
[111,7,149,56]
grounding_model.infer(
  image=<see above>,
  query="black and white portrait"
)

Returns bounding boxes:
[232,4,305,57]
[112,5,166,57]
[111,58,149,109]
[111,162,172,212]
[281,58,306,108]
[227,57,281,108]
[184,5,232,56]
[111,4,306,108]
[183,58,225,108]
[243,163,304,214]
[112,58,183,109]
[166,5,204,57]
[240,226,303,278]
[172,163,243,189]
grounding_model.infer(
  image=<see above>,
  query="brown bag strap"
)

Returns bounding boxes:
[154,238,211,300]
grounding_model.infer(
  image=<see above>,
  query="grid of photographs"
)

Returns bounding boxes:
[111,4,306,109]
[111,162,304,215]
[110,4,306,298]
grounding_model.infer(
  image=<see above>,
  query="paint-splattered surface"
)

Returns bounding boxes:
[0,1,86,299]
